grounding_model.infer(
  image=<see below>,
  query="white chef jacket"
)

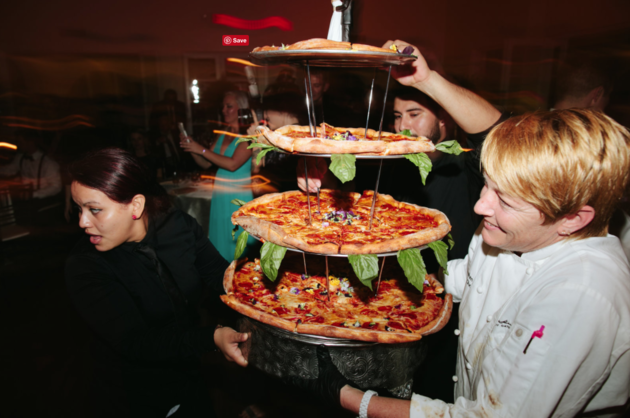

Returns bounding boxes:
[0,150,62,199]
[410,229,630,417]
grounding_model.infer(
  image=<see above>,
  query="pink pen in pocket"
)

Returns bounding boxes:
[523,325,545,354]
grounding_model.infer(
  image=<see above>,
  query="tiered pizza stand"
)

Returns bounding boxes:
[229,49,452,399]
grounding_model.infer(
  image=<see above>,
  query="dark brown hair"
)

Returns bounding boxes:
[69,147,171,219]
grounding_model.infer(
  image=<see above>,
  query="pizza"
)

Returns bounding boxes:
[232,189,451,254]
[252,38,397,54]
[256,124,435,155]
[221,254,453,343]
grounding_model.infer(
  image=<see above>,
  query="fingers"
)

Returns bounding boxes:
[251,109,258,126]
[215,327,249,367]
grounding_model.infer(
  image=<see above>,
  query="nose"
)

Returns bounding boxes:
[78,211,90,229]
[474,186,493,217]
[398,116,413,133]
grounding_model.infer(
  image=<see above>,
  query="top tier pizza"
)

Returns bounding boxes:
[252,38,397,53]
[256,124,434,155]
[232,189,451,255]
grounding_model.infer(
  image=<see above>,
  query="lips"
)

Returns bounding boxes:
[89,235,102,245]
[484,220,500,230]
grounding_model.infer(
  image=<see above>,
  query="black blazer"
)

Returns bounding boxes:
[66,209,229,417]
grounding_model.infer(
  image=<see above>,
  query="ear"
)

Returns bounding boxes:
[587,86,605,108]
[558,205,595,235]
[131,194,147,218]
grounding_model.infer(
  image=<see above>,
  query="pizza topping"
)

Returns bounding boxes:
[328,131,358,141]
[290,287,301,295]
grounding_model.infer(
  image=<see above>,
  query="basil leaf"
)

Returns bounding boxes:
[435,140,467,155]
[348,254,379,290]
[231,225,239,240]
[397,248,427,293]
[247,142,275,150]
[447,233,455,250]
[404,153,432,185]
[260,242,288,282]
[234,230,249,260]
[397,129,414,137]
[329,154,356,183]
[235,136,254,145]
[428,240,449,275]
[231,198,247,207]
[255,146,276,165]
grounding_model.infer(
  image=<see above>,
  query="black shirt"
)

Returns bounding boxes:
[66,209,229,417]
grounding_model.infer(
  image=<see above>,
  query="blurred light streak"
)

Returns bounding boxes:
[485,58,558,66]
[212,14,293,31]
[191,79,200,104]
[1,115,94,130]
[213,130,257,138]
[227,58,262,67]
[0,142,17,150]
[199,174,271,192]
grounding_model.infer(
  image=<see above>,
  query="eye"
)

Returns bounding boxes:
[409,112,420,118]
[89,208,102,214]
[393,114,401,120]
[498,196,513,209]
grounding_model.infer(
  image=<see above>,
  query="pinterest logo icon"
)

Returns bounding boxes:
[222,35,249,46]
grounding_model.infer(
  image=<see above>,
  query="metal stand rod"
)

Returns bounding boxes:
[377,66,393,140]
[303,252,308,276]
[368,158,384,230]
[325,256,330,302]
[317,187,321,213]
[306,64,319,136]
[304,78,315,137]
[304,159,312,224]
[375,256,386,296]
[365,68,377,137]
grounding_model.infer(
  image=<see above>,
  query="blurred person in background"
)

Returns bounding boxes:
[150,114,187,178]
[66,147,248,418]
[179,90,257,261]
[150,89,187,132]
[0,129,62,224]
[247,89,307,196]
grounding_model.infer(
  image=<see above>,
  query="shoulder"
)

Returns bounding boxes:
[65,237,116,284]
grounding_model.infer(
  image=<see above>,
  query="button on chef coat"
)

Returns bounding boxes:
[410,230,630,418]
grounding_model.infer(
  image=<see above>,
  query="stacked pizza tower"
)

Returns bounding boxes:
[221,39,454,344]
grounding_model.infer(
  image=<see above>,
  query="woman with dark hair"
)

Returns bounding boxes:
[66,147,247,418]
[179,90,257,261]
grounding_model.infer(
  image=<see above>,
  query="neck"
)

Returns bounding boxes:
[128,216,149,243]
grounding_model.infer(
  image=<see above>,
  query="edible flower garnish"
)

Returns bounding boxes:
[328,131,358,141]
[290,287,300,295]
[273,294,279,301]
[301,274,310,280]
[280,43,289,50]
[323,210,360,224]
[353,320,360,327]
[394,304,402,309]
[424,280,430,286]
[330,277,340,286]
[389,44,399,53]
[297,303,306,310]
[322,222,330,227]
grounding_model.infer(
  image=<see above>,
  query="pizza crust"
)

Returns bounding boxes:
[252,39,396,54]
[220,294,298,333]
[257,125,435,155]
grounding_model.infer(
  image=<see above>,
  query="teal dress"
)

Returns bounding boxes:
[209,134,258,261]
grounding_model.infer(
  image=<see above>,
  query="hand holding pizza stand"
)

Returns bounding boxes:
[222,42,466,399]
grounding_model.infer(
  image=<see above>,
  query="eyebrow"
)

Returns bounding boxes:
[394,108,424,113]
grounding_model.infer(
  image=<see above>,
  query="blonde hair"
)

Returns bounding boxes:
[481,109,630,239]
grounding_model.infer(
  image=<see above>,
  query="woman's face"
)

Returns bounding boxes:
[474,174,564,253]
[71,181,145,252]
[222,94,239,125]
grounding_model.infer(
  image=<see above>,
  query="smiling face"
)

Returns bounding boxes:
[222,94,239,125]
[474,174,565,253]
[71,182,147,252]
[263,110,298,131]
[393,98,443,143]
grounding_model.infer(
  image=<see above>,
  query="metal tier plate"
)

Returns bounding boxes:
[250,49,416,67]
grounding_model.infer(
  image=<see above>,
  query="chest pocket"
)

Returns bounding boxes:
[480,321,550,416]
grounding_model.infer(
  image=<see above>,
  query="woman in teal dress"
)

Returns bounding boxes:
[179,91,258,260]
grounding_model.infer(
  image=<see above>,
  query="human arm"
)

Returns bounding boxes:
[383,40,501,134]
[296,157,338,192]
[180,134,252,172]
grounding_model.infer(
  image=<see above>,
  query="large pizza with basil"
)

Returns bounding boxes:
[232,189,451,255]
[256,124,434,155]
[252,38,398,53]
[221,254,452,343]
